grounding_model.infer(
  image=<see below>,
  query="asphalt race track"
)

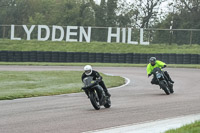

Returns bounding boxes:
[0,66,200,133]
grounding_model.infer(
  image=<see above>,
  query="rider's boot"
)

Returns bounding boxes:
[105,90,111,97]
[164,71,174,83]
[168,78,174,83]
[100,81,111,97]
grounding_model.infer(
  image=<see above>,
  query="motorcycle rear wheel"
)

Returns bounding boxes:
[104,97,111,108]
[168,82,174,93]
[169,88,174,93]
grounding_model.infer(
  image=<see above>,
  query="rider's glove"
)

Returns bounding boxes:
[148,74,152,77]
[96,78,102,83]
[163,65,167,68]
[81,87,86,90]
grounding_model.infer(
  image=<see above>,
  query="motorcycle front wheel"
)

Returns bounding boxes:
[159,81,170,95]
[163,86,170,95]
[90,92,100,110]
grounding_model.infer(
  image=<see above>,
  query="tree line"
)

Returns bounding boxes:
[0,0,200,44]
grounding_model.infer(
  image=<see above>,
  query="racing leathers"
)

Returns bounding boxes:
[81,70,111,97]
[146,60,174,85]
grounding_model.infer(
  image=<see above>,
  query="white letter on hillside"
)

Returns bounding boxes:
[127,28,138,44]
[140,28,149,45]
[122,28,126,43]
[52,25,64,41]
[23,25,35,40]
[38,25,50,41]
[79,26,91,43]
[66,26,78,42]
[107,27,120,43]
[10,25,21,40]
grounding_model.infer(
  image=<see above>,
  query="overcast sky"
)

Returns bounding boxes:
[94,0,174,19]
[94,0,174,12]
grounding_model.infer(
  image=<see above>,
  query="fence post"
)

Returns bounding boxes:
[3,26,6,38]
[190,30,193,45]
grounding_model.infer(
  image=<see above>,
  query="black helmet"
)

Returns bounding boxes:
[149,57,156,66]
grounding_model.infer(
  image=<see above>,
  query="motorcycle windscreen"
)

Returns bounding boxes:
[83,76,95,87]
[156,73,162,79]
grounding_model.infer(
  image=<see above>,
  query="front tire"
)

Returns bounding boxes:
[90,92,100,110]
[163,86,170,95]
[159,81,170,95]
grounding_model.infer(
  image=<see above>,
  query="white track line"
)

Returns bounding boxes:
[52,74,130,97]
[109,77,130,90]
[104,73,130,90]
[83,113,200,133]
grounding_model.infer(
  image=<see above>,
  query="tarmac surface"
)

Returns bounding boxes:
[0,66,200,133]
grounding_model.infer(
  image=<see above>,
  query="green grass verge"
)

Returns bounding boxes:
[0,39,200,54]
[0,71,125,100]
[165,121,200,133]
[0,62,199,69]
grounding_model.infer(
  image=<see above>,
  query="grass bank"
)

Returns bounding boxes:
[0,71,125,100]
[165,121,200,133]
[0,39,200,54]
